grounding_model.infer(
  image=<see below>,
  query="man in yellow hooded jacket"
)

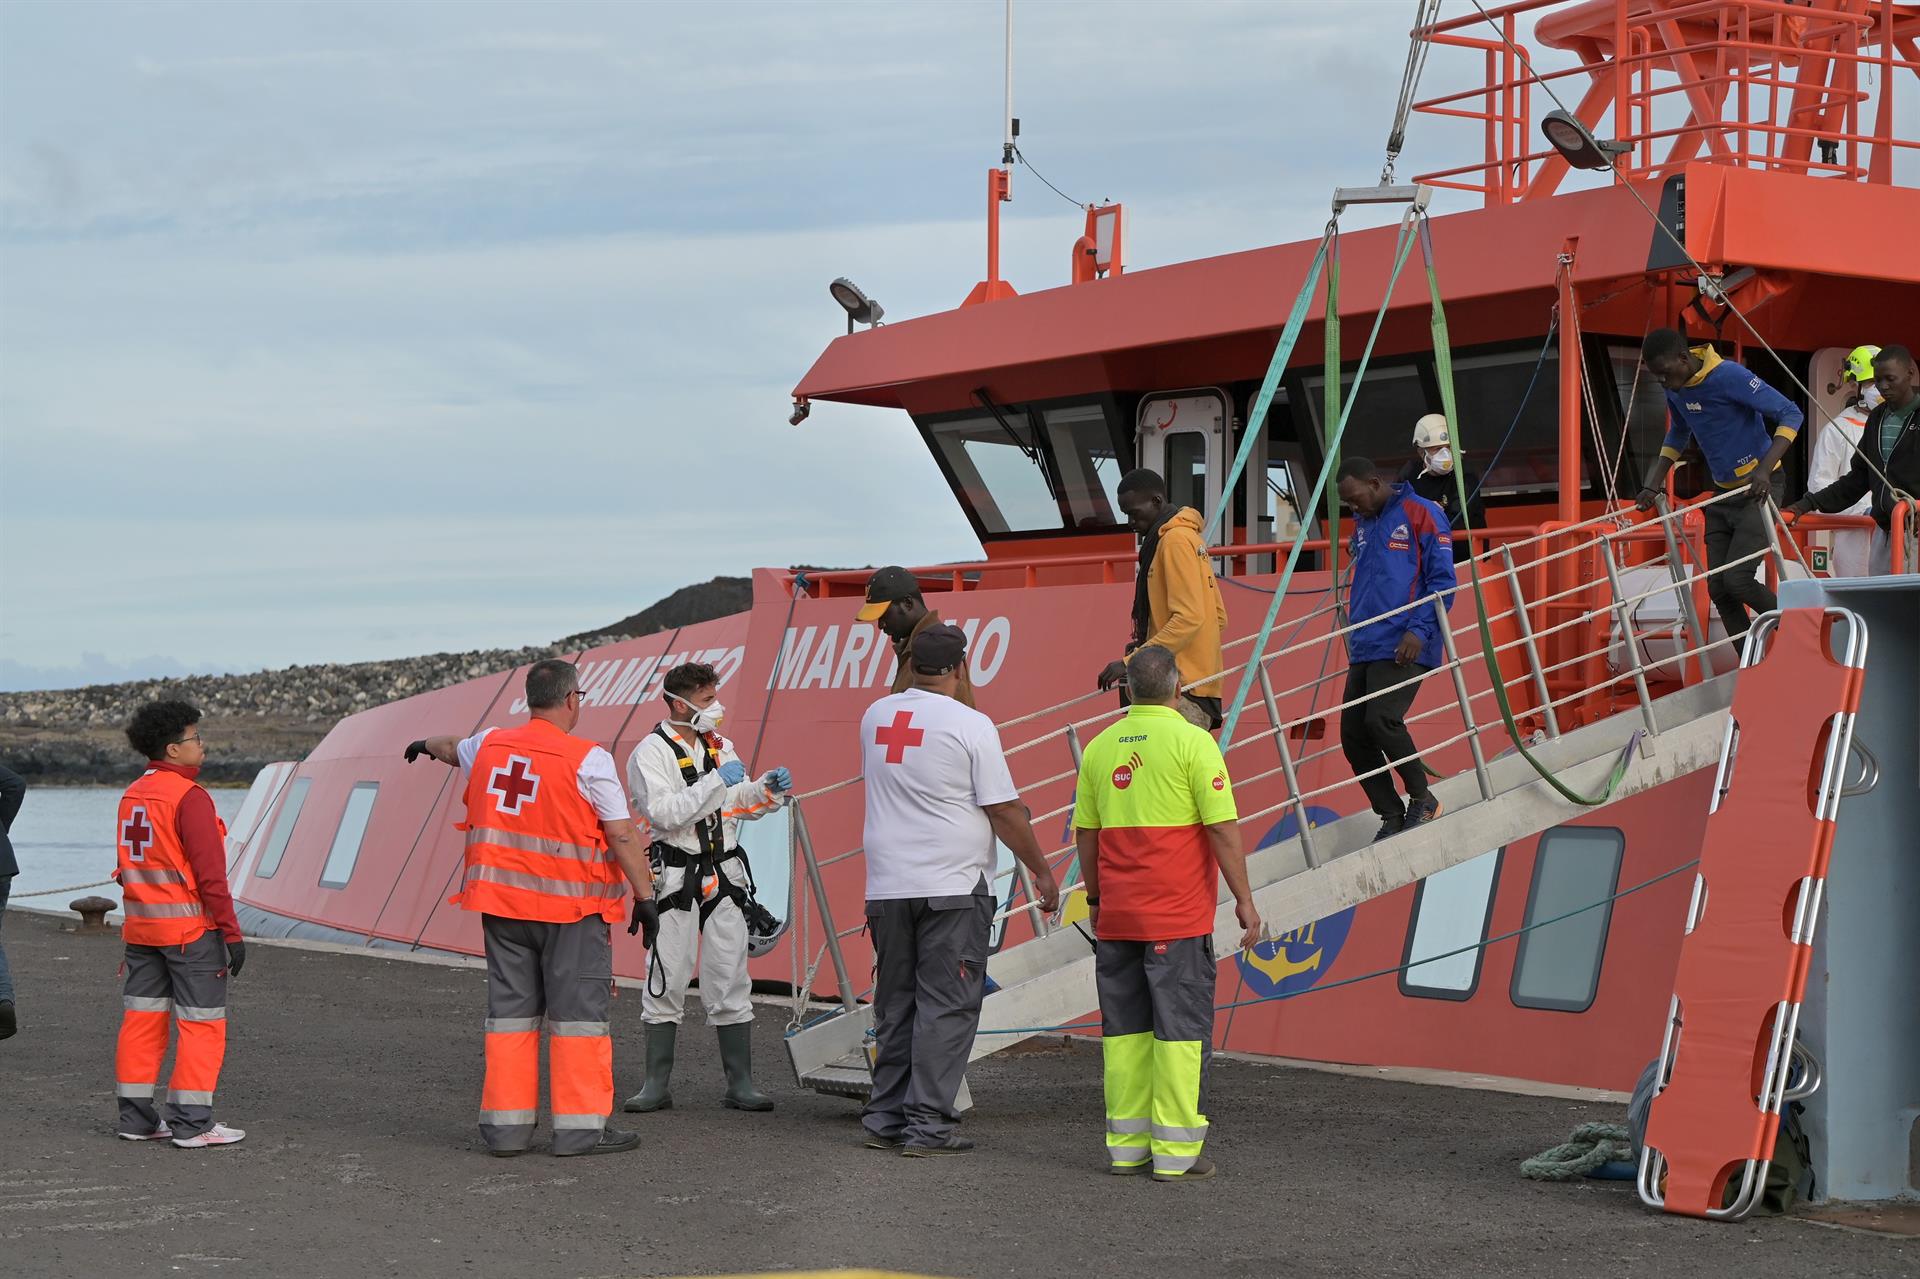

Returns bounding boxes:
[1096,469,1229,730]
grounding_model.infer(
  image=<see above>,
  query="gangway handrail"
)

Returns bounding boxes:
[779,486,1815,1019]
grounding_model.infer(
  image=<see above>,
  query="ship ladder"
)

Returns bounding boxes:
[1637,605,1869,1221]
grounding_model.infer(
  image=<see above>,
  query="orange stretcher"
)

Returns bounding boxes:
[1638,606,1868,1221]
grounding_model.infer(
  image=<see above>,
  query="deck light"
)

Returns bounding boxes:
[830,277,885,334]
[1541,110,1630,171]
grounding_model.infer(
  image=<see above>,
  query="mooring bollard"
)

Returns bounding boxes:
[69,896,116,933]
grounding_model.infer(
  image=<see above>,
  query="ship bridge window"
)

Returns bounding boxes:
[318,783,379,890]
[1510,825,1624,1012]
[253,777,310,881]
[1304,364,1432,472]
[1448,348,1584,497]
[922,399,1126,536]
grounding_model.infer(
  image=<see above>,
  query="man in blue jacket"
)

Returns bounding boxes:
[1633,328,1804,645]
[1334,458,1457,842]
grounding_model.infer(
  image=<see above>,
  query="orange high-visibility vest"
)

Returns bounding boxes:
[115,768,220,946]
[452,720,624,925]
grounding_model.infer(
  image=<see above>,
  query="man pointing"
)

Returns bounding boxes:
[407,658,657,1157]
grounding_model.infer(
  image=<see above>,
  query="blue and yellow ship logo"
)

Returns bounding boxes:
[1235,807,1355,998]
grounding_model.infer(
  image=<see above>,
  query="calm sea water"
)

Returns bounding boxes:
[5,786,247,903]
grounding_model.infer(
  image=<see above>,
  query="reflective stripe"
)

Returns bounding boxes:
[1107,1145,1149,1163]
[1151,1123,1209,1143]
[547,1020,610,1038]
[168,1089,215,1106]
[124,901,206,919]
[464,864,609,899]
[479,1109,537,1126]
[123,996,172,1013]
[119,868,188,887]
[551,1113,606,1130]
[1152,1153,1198,1175]
[174,1004,227,1022]
[1105,1117,1150,1135]
[116,1082,156,1098]
[485,1017,542,1034]
[465,826,607,865]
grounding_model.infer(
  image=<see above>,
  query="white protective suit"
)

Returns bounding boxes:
[1809,404,1877,578]
[626,724,785,1026]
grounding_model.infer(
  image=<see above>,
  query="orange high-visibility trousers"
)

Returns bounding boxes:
[479,914,614,1155]
[116,931,229,1138]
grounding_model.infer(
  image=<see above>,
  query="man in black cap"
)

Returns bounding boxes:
[857,623,1058,1155]
[857,566,976,707]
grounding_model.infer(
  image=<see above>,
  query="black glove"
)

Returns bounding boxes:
[224,938,247,978]
[404,739,430,764]
[628,898,660,950]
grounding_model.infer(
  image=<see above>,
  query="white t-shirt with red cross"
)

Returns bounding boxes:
[859,688,1019,900]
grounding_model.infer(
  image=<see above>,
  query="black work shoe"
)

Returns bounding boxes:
[556,1127,641,1157]
[1372,815,1405,843]
[863,1132,904,1150]
[1405,795,1443,827]
[0,1000,15,1040]
[900,1135,974,1157]
[1153,1155,1216,1183]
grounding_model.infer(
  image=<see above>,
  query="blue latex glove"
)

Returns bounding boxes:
[718,760,748,786]
[762,766,792,793]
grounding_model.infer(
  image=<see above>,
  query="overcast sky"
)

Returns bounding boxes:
[0,0,1594,688]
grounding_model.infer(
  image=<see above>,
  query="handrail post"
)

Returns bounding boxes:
[791,800,859,1013]
[1255,662,1319,869]
[1434,593,1494,801]
[1652,496,1713,684]
[1498,544,1560,740]
[1599,536,1660,742]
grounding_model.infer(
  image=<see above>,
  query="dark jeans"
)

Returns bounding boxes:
[862,883,993,1146]
[1703,477,1782,644]
[1340,659,1434,820]
[0,874,13,1004]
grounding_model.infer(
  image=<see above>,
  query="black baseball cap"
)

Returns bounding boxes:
[910,623,967,674]
[857,566,921,623]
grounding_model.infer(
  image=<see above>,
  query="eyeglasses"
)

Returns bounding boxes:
[177,733,204,745]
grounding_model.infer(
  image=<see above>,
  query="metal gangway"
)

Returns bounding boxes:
[776,492,1901,1099]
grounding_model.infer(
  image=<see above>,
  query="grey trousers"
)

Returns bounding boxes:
[480,914,614,1155]
[117,931,229,1138]
[862,884,993,1146]
[1703,476,1783,642]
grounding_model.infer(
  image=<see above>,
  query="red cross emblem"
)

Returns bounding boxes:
[488,754,541,815]
[122,807,154,862]
[874,710,925,764]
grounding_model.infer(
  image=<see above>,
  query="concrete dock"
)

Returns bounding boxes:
[0,910,1910,1278]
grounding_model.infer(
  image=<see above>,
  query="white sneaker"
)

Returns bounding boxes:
[172,1123,246,1149]
[117,1125,172,1142]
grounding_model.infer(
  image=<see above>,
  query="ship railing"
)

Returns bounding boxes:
[778,488,1872,1023]
[1407,0,1920,204]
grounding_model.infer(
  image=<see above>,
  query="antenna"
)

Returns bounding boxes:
[1002,0,1015,168]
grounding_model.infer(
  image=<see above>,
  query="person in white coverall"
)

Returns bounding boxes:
[1808,344,1881,578]
[623,660,791,1113]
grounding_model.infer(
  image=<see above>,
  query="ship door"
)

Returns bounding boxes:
[1137,387,1228,530]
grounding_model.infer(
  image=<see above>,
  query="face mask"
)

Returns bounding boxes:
[1423,447,1454,476]
[674,698,725,734]
[1858,383,1884,411]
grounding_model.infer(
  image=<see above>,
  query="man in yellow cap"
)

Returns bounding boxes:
[857,566,975,707]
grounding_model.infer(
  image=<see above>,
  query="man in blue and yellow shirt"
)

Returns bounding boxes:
[1074,646,1261,1184]
[1633,328,1804,644]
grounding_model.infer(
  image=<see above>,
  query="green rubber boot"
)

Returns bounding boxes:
[717,1023,774,1112]
[622,1022,676,1113]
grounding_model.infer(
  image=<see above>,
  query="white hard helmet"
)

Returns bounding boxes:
[1412,413,1450,450]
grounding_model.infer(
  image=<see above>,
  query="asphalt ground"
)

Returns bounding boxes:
[0,910,1910,1279]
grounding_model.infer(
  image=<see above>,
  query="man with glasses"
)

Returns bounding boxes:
[112,700,248,1147]
[406,659,658,1157]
